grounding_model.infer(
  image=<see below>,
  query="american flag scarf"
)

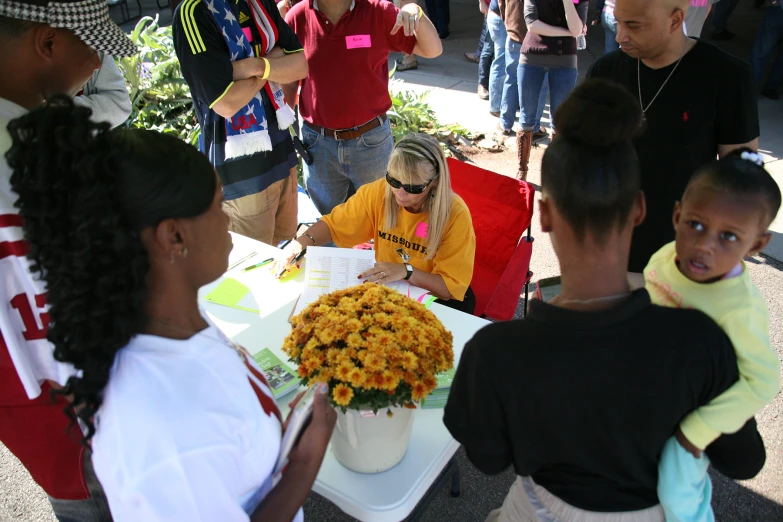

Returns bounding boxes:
[207,0,296,159]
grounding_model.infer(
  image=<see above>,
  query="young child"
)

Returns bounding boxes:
[645,148,781,522]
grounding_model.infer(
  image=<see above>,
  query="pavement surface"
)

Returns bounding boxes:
[2,0,782,520]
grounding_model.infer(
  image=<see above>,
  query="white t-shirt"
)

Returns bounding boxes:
[0,97,77,399]
[92,322,304,522]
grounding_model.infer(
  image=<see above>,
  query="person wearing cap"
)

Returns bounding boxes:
[173,0,307,247]
[284,0,443,216]
[0,0,136,519]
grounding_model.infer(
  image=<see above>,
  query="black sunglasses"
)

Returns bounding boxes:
[385,172,434,194]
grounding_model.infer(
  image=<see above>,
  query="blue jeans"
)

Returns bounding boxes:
[424,0,450,36]
[302,118,393,215]
[751,6,783,91]
[486,10,507,113]
[476,18,488,57]
[47,451,112,522]
[501,40,548,131]
[601,9,619,53]
[478,18,493,89]
[518,63,578,132]
[712,0,739,32]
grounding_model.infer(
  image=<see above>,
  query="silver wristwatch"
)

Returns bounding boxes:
[404,263,413,281]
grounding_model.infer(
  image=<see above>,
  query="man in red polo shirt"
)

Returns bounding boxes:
[285,0,442,215]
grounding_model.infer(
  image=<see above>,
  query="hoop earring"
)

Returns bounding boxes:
[182,247,188,259]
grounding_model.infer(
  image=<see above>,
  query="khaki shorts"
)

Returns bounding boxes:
[223,167,298,246]
[487,476,665,522]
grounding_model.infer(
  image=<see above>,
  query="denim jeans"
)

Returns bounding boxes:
[478,18,494,89]
[751,6,783,91]
[601,9,619,53]
[486,10,507,114]
[302,118,393,215]
[712,0,739,32]
[518,63,578,132]
[476,18,488,57]
[47,451,112,522]
[501,40,548,132]
[424,0,450,36]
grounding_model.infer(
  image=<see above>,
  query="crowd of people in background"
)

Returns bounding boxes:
[0,0,781,520]
[465,0,782,181]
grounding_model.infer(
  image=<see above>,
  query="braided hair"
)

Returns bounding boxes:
[5,96,217,441]
[685,148,782,230]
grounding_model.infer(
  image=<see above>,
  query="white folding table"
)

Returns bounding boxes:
[199,234,491,522]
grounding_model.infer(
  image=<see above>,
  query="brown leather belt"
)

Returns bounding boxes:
[305,115,387,141]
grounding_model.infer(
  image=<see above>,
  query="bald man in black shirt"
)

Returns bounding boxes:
[586,0,759,272]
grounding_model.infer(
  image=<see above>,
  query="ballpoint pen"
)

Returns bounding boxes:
[242,257,275,272]
[227,251,257,271]
[277,250,306,278]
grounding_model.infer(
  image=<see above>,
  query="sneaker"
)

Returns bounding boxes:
[478,85,489,100]
[762,88,780,100]
[464,52,479,64]
[711,29,735,41]
[396,58,418,72]
[532,127,548,141]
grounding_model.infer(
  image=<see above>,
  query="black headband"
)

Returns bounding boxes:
[394,140,441,174]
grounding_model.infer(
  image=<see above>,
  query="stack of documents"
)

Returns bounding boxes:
[293,247,432,315]
[422,368,456,409]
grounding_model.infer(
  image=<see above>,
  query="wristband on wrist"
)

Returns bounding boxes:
[417,4,423,16]
[261,57,271,80]
[303,233,317,245]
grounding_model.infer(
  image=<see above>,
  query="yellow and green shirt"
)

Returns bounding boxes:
[645,241,780,449]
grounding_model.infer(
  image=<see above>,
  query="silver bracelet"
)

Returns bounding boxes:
[303,233,317,245]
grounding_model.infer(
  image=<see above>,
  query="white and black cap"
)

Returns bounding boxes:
[0,0,137,56]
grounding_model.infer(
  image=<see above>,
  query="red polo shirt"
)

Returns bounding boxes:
[286,0,416,130]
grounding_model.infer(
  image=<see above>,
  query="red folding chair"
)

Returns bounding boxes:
[447,158,536,320]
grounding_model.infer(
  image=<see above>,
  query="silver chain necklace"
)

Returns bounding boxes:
[637,43,688,122]
[558,292,631,306]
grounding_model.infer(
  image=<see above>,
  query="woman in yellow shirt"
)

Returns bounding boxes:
[276,133,477,313]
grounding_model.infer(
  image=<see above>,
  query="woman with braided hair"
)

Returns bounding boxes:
[5,96,336,522]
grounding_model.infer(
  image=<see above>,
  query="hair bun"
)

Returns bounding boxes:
[553,78,643,147]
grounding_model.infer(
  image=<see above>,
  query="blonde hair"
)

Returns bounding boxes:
[384,133,453,260]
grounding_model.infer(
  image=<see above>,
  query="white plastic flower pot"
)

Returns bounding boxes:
[331,406,416,473]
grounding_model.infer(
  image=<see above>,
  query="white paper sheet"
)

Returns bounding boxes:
[293,247,431,315]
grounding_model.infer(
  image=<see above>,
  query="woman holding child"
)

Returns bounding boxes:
[444,79,767,521]
[276,133,477,314]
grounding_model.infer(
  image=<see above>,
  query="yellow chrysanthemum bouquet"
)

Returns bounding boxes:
[283,283,454,413]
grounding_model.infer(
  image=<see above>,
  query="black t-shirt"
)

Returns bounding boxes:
[173,0,303,200]
[587,41,759,272]
[444,291,766,512]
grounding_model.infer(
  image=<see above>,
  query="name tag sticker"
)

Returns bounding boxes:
[415,222,429,238]
[346,35,371,49]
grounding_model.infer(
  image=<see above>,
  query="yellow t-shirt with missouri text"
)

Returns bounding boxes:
[320,179,476,301]
[644,241,780,450]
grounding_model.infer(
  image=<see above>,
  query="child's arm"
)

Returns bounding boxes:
[679,306,780,451]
